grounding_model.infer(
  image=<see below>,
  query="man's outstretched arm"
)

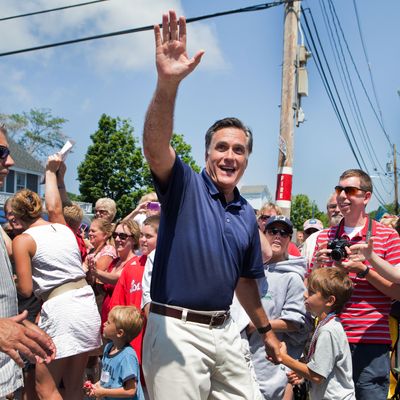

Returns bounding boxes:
[0,311,56,367]
[143,10,204,187]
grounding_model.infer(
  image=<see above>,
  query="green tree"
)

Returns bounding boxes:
[171,133,201,173]
[77,114,146,219]
[0,108,68,162]
[290,194,328,231]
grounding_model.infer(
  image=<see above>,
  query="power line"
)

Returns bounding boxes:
[301,7,368,171]
[327,0,393,149]
[0,1,288,58]
[352,0,386,131]
[319,1,393,200]
[320,0,386,175]
[301,7,389,208]
[0,0,109,22]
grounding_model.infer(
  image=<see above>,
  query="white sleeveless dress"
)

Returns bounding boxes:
[24,223,101,359]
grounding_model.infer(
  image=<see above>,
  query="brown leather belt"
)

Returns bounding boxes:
[150,303,230,328]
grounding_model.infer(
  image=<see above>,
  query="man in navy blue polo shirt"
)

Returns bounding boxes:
[142,10,281,400]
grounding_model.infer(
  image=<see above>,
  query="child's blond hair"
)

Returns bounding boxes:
[108,306,143,343]
[308,267,353,313]
[63,203,83,231]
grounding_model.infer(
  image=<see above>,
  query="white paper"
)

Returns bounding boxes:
[58,140,75,161]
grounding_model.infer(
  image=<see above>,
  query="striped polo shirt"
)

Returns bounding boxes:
[310,217,400,344]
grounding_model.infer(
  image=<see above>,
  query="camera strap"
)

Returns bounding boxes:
[334,216,373,241]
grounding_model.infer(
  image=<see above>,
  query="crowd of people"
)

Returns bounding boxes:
[1,8,400,400]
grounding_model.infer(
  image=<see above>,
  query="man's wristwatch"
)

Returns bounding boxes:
[357,265,370,278]
[257,323,272,334]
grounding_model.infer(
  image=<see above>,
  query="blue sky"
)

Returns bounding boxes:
[0,0,399,213]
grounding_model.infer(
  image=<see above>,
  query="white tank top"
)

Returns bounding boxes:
[24,223,86,299]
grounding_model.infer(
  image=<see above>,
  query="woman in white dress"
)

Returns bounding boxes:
[11,189,101,400]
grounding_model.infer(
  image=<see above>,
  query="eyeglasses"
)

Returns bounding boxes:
[327,204,338,210]
[0,145,10,160]
[258,215,271,221]
[112,232,132,240]
[95,209,108,215]
[265,228,291,238]
[334,185,368,196]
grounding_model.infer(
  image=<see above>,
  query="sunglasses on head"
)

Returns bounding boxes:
[0,145,10,160]
[265,228,291,238]
[112,232,132,240]
[258,215,271,221]
[334,185,367,196]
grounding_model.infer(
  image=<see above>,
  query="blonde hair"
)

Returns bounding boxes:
[139,192,158,204]
[63,203,83,231]
[379,214,399,230]
[95,198,117,221]
[308,267,353,314]
[11,189,42,222]
[91,218,113,239]
[116,220,140,250]
[258,202,282,217]
[109,306,144,343]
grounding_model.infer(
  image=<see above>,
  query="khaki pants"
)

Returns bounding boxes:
[143,310,257,400]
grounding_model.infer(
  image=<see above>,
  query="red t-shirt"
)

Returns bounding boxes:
[67,225,87,262]
[288,241,301,257]
[109,254,147,364]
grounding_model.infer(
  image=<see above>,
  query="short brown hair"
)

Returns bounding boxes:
[308,267,353,313]
[63,203,83,231]
[205,118,253,156]
[11,189,42,222]
[109,306,143,343]
[143,215,160,233]
[116,220,140,250]
[339,169,373,193]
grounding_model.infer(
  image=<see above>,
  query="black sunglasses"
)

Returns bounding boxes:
[265,228,291,238]
[258,215,271,221]
[0,145,10,160]
[112,232,132,240]
[334,185,367,196]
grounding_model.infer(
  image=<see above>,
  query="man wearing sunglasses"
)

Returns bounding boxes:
[310,169,400,400]
[0,124,56,398]
[141,10,280,400]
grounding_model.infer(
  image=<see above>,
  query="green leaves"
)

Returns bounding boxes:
[77,114,200,219]
[0,108,68,162]
[290,194,328,231]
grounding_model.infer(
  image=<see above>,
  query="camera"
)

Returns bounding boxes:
[327,238,351,262]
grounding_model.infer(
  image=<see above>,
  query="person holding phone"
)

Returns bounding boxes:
[122,192,160,226]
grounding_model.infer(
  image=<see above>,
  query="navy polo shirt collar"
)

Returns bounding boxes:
[201,168,242,207]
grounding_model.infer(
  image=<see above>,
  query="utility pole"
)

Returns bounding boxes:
[394,144,399,215]
[275,0,301,217]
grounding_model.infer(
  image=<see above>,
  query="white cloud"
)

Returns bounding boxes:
[0,0,227,72]
[0,65,32,108]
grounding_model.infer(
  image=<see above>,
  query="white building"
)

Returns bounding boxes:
[240,185,272,211]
